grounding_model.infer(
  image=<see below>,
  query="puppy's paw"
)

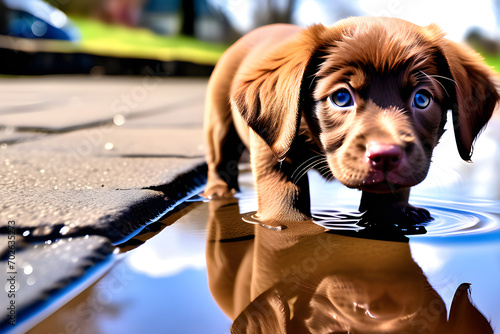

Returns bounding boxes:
[402,204,433,224]
[202,182,236,200]
[357,203,431,239]
[361,202,433,229]
[377,203,432,223]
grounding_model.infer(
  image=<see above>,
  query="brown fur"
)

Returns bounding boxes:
[203,17,499,222]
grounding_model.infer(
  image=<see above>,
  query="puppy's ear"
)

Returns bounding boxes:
[439,40,499,161]
[230,25,327,161]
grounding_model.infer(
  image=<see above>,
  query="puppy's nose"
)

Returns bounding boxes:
[366,144,403,172]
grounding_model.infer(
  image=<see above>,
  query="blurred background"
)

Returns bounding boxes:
[1,0,500,76]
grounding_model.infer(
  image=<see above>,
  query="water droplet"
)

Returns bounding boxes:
[40,169,45,174]
[24,265,34,275]
[22,230,30,237]
[104,142,114,150]
[31,20,48,37]
[49,10,67,28]
[45,240,52,245]
[27,276,36,286]
[113,114,126,126]
[34,226,54,237]
[241,212,287,231]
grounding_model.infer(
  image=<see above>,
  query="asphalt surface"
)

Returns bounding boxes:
[0,76,208,331]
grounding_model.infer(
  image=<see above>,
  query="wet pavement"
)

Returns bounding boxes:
[0,77,207,244]
[1,75,500,333]
[0,76,208,332]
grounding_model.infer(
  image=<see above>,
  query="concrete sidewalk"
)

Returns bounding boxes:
[0,76,208,330]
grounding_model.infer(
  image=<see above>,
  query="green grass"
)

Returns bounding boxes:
[70,17,228,65]
[71,19,500,73]
[482,53,500,73]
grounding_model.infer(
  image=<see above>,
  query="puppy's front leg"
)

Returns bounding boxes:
[250,130,311,223]
[204,122,243,199]
[359,189,432,223]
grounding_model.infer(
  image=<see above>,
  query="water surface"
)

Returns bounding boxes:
[29,116,500,333]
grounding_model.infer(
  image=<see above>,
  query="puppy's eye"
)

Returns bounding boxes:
[330,88,354,108]
[413,89,432,109]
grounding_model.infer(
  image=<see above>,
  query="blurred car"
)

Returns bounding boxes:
[1,0,80,41]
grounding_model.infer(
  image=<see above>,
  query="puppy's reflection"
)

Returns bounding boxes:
[206,198,493,334]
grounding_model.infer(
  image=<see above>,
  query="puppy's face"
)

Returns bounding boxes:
[310,25,448,192]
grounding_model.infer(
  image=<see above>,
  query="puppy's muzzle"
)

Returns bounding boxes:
[366,144,403,173]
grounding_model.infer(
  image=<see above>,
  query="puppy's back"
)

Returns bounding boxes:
[206,24,303,114]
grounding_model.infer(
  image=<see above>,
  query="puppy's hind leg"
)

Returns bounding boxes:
[204,115,244,199]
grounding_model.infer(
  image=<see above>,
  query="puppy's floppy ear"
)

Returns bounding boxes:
[230,25,328,161]
[438,40,499,161]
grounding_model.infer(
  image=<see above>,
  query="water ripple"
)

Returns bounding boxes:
[310,202,500,240]
[414,206,499,238]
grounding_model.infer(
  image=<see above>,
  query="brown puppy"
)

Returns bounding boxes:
[203,17,499,223]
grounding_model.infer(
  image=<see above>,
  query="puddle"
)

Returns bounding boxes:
[28,119,500,333]
[213,188,500,334]
[27,168,500,334]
